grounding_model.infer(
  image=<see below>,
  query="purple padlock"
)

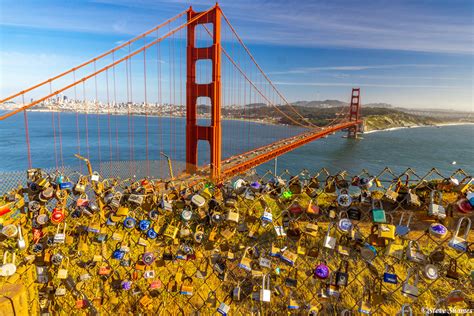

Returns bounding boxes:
[314,262,330,279]
[429,223,448,238]
[121,280,132,290]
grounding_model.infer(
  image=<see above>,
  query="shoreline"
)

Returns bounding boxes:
[363,122,474,134]
[24,108,279,126]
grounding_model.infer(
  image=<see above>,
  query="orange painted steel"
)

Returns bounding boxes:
[221,120,362,179]
[186,4,222,180]
[0,10,187,105]
[348,88,361,138]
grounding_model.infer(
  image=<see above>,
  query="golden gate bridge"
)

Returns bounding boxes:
[0,4,362,181]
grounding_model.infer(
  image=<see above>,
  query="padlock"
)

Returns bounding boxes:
[142,252,155,265]
[238,247,252,271]
[306,199,320,215]
[347,207,361,220]
[371,199,386,223]
[336,260,349,286]
[368,225,385,247]
[448,216,471,252]
[396,211,412,237]
[360,243,377,261]
[0,251,17,276]
[17,225,26,250]
[327,272,340,298]
[55,285,67,296]
[406,240,425,263]
[287,295,299,310]
[53,223,66,244]
[406,189,421,207]
[337,211,353,233]
[429,190,446,218]
[261,207,273,223]
[205,291,217,307]
[337,235,351,256]
[98,265,112,275]
[232,282,241,301]
[324,175,336,193]
[358,287,372,314]
[194,224,205,243]
[208,226,218,242]
[323,223,337,249]
[429,223,448,239]
[191,194,206,208]
[163,220,180,239]
[401,268,419,298]
[281,248,298,266]
[259,257,271,268]
[50,207,65,224]
[429,246,445,263]
[383,264,398,284]
[180,277,193,295]
[273,221,286,238]
[384,182,399,203]
[74,176,88,194]
[217,295,232,315]
[337,188,352,207]
[285,269,298,287]
[128,193,144,205]
[260,274,271,302]
[446,258,459,280]
[424,263,439,280]
[147,228,158,239]
[220,227,236,240]
[378,214,395,240]
[56,257,69,279]
[75,295,88,309]
[314,260,330,279]
[226,207,240,223]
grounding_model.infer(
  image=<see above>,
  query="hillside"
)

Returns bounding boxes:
[219,105,472,131]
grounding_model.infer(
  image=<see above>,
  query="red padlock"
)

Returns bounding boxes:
[457,199,472,214]
[51,208,65,224]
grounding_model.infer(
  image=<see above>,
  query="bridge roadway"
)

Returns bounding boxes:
[175,120,361,186]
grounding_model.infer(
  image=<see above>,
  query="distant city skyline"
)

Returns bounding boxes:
[0,0,472,111]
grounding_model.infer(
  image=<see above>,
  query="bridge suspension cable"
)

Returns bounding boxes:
[220,10,319,129]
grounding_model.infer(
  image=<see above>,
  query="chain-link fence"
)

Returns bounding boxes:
[0,167,473,315]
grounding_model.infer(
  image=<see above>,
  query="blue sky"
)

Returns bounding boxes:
[0,0,472,110]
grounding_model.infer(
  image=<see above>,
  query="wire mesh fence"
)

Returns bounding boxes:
[0,166,473,315]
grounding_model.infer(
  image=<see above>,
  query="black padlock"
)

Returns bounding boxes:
[347,207,361,221]
[285,269,298,287]
[336,260,349,287]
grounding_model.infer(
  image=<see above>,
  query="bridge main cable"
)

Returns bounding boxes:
[0,8,213,121]
[220,9,318,129]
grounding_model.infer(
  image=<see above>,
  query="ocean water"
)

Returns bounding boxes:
[0,112,472,177]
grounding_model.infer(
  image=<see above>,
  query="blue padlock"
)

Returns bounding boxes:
[139,220,151,231]
[123,217,136,229]
[59,182,73,190]
[112,249,125,260]
[383,265,398,284]
[147,228,158,239]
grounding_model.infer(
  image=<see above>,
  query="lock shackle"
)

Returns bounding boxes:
[400,304,413,316]
[404,267,419,285]
[371,199,383,210]
[262,273,271,290]
[3,251,16,264]
[398,211,412,226]
[430,190,443,204]
[338,260,349,273]
[453,216,471,239]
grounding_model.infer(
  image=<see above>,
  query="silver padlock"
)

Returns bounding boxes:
[260,274,271,302]
[217,295,232,315]
[53,223,66,244]
[406,240,425,263]
[429,190,445,218]
[323,223,337,249]
[448,217,471,252]
[402,268,419,298]
[0,251,17,276]
[17,224,26,250]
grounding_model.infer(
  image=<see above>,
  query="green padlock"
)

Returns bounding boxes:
[371,199,386,223]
